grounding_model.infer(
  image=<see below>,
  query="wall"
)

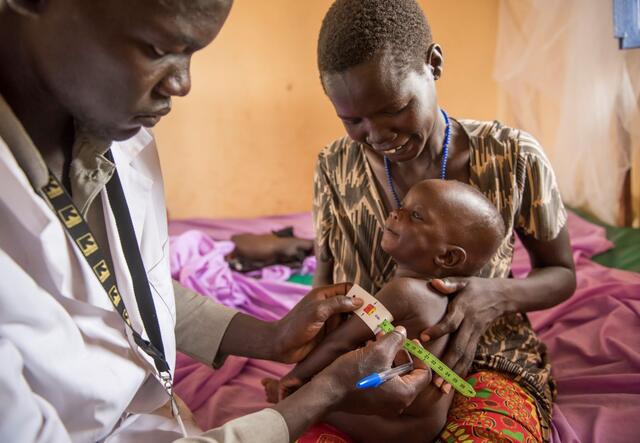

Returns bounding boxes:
[155,0,500,219]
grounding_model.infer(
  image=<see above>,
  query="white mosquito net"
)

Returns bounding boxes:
[494,0,640,226]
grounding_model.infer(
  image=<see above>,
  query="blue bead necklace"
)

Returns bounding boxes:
[384,108,450,209]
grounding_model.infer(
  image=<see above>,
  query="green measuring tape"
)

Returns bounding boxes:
[378,319,476,397]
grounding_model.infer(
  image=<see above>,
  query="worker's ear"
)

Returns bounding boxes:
[5,0,46,17]
[434,246,466,270]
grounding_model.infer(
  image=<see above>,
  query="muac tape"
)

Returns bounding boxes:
[347,284,475,397]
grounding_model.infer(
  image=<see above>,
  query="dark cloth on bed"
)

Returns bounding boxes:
[313,119,567,442]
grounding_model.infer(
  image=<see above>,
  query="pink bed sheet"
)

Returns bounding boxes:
[169,212,640,443]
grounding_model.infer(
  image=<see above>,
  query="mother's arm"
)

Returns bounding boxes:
[312,152,337,289]
[422,225,576,377]
[313,242,334,287]
[504,225,576,309]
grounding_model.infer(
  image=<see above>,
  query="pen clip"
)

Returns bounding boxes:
[355,360,414,389]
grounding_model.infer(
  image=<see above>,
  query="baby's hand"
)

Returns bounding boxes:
[280,374,304,399]
[261,377,281,403]
[261,374,304,403]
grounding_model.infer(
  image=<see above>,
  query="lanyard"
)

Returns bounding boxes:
[39,150,186,434]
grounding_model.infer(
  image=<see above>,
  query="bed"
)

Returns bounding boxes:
[168,210,640,443]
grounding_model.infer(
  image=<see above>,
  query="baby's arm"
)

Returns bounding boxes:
[325,278,454,443]
[265,279,416,402]
[284,276,431,389]
[264,314,374,402]
[280,312,375,392]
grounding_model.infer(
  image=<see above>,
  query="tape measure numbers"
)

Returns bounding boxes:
[378,319,476,397]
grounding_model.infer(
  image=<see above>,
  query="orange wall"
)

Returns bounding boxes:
[155,0,499,219]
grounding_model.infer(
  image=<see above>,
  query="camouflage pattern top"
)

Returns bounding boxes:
[313,119,567,441]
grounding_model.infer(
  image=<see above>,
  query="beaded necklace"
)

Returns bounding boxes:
[384,108,450,209]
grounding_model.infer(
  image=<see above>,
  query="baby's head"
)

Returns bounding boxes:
[381,179,505,278]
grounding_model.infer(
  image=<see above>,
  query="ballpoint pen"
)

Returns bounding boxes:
[355,361,415,389]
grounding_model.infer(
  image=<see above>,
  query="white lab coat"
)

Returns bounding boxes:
[0,128,182,442]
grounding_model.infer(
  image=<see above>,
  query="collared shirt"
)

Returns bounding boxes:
[0,94,288,443]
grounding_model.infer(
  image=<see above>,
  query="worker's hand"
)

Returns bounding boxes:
[315,326,432,417]
[270,283,362,363]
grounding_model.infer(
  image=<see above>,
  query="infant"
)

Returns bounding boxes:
[264,179,505,440]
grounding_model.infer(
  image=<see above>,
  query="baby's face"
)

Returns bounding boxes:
[381,182,447,275]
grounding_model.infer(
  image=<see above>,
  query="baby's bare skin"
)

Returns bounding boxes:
[264,179,505,442]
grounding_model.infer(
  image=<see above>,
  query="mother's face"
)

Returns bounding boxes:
[322,50,440,164]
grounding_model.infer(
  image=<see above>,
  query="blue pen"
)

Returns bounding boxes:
[356,361,414,389]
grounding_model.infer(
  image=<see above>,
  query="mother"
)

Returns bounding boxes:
[313,1,576,441]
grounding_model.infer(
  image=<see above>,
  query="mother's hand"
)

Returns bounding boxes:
[421,277,510,384]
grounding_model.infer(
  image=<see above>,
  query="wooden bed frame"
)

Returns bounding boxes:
[614,0,640,228]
